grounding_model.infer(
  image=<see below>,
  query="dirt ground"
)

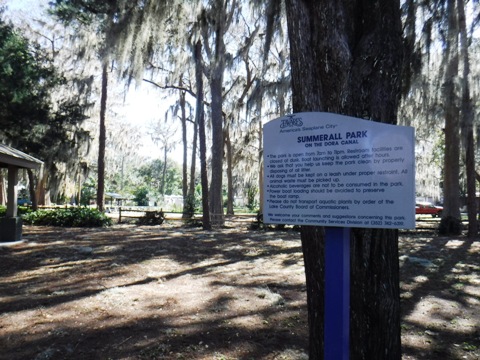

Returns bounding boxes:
[0,219,479,360]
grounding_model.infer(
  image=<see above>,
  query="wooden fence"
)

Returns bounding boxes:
[26,205,459,231]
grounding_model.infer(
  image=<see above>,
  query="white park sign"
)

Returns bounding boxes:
[263,112,415,229]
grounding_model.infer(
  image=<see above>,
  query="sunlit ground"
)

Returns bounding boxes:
[0,223,478,359]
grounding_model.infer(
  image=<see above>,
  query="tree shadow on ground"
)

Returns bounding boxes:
[0,224,309,360]
[1,224,478,359]
[399,230,480,359]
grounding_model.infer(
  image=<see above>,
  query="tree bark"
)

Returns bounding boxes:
[258,118,264,212]
[97,61,108,212]
[225,127,234,215]
[442,0,461,223]
[285,0,403,358]
[194,40,211,230]
[187,115,198,216]
[27,169,38,211]
[204,0,231,227]
[161,147,167,197]
[209,72,225,225]
[299,225,325,358]
[76,171,82,206]
[457,0,477,237]
[179,85,189,216]
[36,170,48,206]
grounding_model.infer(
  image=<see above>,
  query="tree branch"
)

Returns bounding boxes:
[142,78,213,110]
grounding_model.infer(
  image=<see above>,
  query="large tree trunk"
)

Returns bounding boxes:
[194,40,211,230]
[36,170,49,206]
[209,73,225,225]
[285,1,403,358]
[161,147,168,197]
[458,0,477,237]
[258,119,264,212]
[76,171,82,206]
[189,119,198,198]
[179,86,189,216]
[299,226,325,357]
[27,169,38,211]
[97,62,108,212]
[442,0,461,224]
[225,127,234,215]
[205,0,229,227]
[186,115,198,218]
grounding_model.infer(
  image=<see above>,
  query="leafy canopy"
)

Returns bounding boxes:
[0,17,56,142]
[0,13,88,167]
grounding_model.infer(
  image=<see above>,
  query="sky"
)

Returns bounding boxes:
[2,0,43,17]
[123,86,182,159]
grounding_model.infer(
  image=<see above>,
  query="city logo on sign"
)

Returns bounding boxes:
[280,115,303,129]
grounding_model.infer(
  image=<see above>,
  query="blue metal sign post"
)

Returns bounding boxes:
[324,227,350,360]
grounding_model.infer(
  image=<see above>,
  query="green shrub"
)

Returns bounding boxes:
[183,194,199,218]
[133,187,149,206]
[18,206,33,215]
[22,207,112,227]
[246,186,258,211]
[80,183,96,206]
[0,205,33,217]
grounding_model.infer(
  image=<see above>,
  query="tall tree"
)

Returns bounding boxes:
[224,47,258,215]
[0,13,89,206]
[103,119,143,195]
[197,0,238,226]
[194,39,211,230]
[284,1,403,358]
[399,0,480,234]
[149,118,178,197]
[50,2,118,211]
[15,13,101,205]
[178,83,189,212]
[51,0,199,212]
[96,61,108,211]
[457,0,476,237]
[442,0,462,229]
[187,109,198,215]
[136,159,182,198]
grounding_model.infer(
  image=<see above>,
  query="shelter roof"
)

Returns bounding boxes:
[0,144,43,169]
[105,192,128,199]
